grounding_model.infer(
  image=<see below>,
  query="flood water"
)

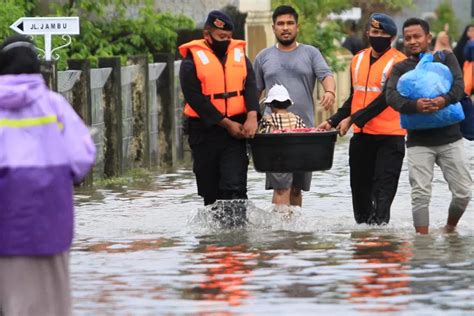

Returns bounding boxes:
[73,138,474,315]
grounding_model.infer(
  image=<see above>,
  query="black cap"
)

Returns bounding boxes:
[205,10,234,31]
[370,13,397,36]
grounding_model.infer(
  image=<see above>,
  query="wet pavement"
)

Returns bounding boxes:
[73,138,474,315]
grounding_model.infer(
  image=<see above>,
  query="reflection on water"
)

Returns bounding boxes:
[72,139,474,315]
[349,233,412,313]
[184,244,255,307]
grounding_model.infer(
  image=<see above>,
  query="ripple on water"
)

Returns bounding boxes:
[72,139,474,315]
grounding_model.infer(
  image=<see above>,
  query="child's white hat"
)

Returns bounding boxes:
[264,84,294,105]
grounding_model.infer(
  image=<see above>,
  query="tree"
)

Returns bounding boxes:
[0,0,194,69]
[50,0,193,68]
[0,1,38,41]
[432,0,458,42]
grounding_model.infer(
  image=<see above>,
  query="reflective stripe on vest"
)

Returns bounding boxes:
[0,115,62,129]
[179,39,247,118]
[353,85,382,92]
[354,50,365,83]
[351,47,407,136]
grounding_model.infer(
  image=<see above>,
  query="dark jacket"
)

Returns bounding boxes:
[385,50,464,147]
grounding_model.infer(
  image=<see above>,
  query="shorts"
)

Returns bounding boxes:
[265,172,312,191]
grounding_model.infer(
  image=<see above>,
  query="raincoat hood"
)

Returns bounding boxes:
[0,74,46,110]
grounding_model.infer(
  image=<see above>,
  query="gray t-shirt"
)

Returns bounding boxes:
[254,44,333,126]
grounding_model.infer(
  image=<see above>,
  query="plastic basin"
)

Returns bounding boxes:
[249,131,338,172]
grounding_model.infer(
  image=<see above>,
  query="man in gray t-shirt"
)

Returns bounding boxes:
[253,5,336,207]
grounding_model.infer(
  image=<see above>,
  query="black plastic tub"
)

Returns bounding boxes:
[249,131,338,172]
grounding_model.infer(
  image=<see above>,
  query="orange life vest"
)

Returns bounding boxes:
[351,47,407,136]
[179,39,247,118]
[463,61,474,95]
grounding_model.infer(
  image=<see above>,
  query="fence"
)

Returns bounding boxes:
[50,54,176,183]
[49,52,352,183]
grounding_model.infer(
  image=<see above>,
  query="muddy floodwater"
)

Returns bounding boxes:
[73,138,474,315]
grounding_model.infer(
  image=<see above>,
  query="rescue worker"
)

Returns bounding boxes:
[178,11,259,212]
[318,13,406,225]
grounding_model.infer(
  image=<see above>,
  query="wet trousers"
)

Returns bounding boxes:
[188,126,249,206]
[407,139,472,227]
[349,134,405,224]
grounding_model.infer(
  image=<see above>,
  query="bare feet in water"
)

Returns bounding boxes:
[443,224,457,234]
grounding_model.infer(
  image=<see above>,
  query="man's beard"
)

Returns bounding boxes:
[277,36,296,47]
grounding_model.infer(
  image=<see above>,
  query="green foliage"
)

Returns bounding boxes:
[352,0,413,13]
[51,0,194,69]
[432,0,458,42]
[272,0,352,71]
[0,0,36,41]
[95,167,154,187]
[0,0,194,70]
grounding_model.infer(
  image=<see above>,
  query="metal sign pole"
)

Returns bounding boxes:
[44,33,52,61]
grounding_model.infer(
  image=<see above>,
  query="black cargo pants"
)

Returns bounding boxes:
[349,133,405,224]
[188,124,249,206]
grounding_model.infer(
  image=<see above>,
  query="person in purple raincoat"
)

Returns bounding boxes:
[0,35,96,316]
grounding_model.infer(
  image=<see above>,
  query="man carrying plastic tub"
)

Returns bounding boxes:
[254,5,336,207]
[179,10,259,226]
[386,18,472,234]
[318,13,406,225]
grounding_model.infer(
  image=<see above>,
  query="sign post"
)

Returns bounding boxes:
[10,17,80,61]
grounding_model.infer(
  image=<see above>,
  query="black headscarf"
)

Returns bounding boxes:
[453,24,474,66]
[0,35,40,75]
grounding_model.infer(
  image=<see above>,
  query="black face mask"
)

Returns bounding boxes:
[369,36,392,53]
[208,36,230,58]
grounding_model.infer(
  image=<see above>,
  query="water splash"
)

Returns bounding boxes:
[187,200,311,233]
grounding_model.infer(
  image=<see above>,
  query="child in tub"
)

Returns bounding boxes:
[258,84,306,133]
[258,84,307,211]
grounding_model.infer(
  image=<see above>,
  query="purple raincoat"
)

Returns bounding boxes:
[0,74,96,255]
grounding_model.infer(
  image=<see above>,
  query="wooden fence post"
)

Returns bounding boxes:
[68,59,93,185]
[40,61,57,92]
[154,53,175,170]
[129,55,150,169]
[99,57,123,177]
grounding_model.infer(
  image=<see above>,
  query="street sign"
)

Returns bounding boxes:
[9,17,80,61]
[10,17,80,35]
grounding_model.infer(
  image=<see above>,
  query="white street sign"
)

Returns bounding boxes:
[10,17,80,35]
[9,17,80,61]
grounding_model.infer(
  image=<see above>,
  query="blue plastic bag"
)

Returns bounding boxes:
[397,53,465,129]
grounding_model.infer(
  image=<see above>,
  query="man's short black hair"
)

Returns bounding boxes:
[272,5,298,24]
[403,18,430,34]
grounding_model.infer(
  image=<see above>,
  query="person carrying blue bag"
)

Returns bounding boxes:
[396,52,465,129]
[386,18,472,235]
